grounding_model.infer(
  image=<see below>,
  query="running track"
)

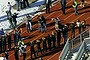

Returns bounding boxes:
[0,0,90,60]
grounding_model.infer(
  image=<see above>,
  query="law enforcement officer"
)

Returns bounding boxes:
[72,0,78,15]
[60,0,66,14]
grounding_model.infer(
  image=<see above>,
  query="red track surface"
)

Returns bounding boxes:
[0,0,90,60]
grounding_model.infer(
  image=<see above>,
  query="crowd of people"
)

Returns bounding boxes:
[0,0,88,60]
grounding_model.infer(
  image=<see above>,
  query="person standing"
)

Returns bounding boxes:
[6,2,12,17]
[30,41,37,59]
[26,14,32,32]
[12,13,18,27]
[14,28,21,46]
[80,0,85,7]
[7,33,12,50]
[22,45,27,60]
[76,20,82,34]
[72,0,78,15]
[51,31,56,48]
[14,46,19,60]
[60,0,66,15]
[42,37,47,52]
[4,51,9,60]
[45,0,52,13]
[47,34,52,50]
[70,22,75,39]
[36,40,43,56]
[23,0,29,8]
[62,25,68,45]
[2,35,6,52]
[0,36,2,53]
[15,0,20,11]
[81,20,86,31]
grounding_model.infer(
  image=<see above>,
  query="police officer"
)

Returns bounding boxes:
[72,0,78,15]
[60,0,66,14]
[45,0,52,13]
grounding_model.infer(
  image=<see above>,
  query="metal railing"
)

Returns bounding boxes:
[59,27,90,60]
[75,37,90,60]
[59,40,71,60]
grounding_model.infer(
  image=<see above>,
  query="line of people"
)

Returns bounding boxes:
[45,0,87,15]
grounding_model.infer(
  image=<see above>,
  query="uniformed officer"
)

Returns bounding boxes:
[72,0,78,15]
[60,0,66,14]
